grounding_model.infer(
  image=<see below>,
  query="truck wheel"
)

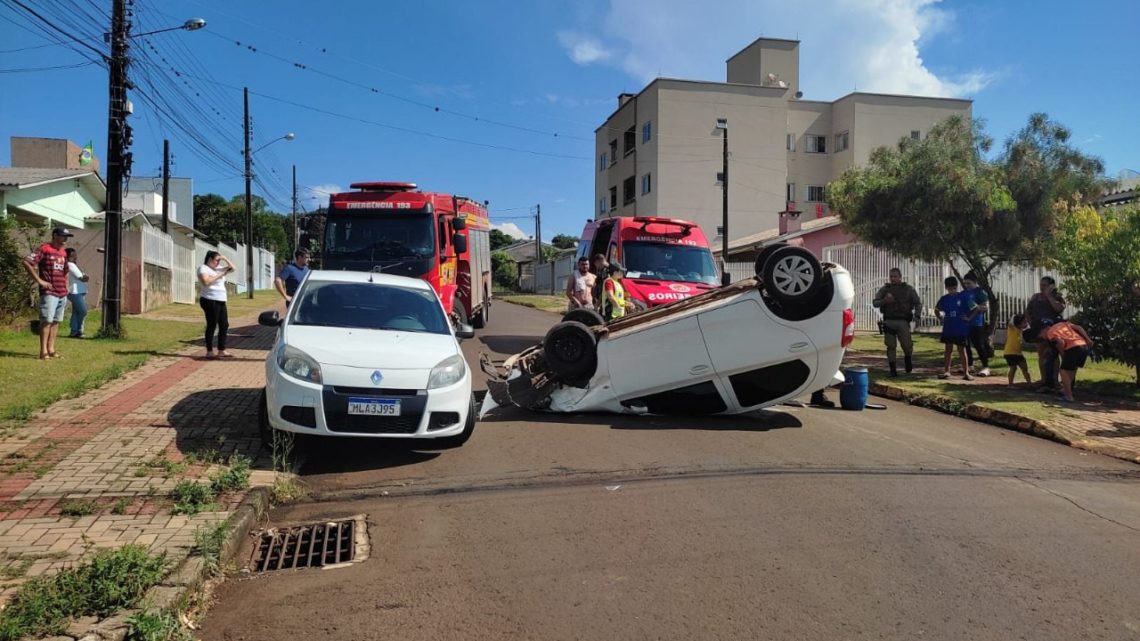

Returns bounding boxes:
[562,308,604,327]
[754,242,789,278]
[762,245,823,303]
[472,288,490,329]
[543,321,598,382]
[452,296,469,329]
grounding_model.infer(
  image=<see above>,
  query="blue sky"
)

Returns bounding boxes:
[2,0,1137,241]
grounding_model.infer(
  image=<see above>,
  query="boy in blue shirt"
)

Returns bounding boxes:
[961,272,991,377]
[935,276,973,380]
[275,249,311,307]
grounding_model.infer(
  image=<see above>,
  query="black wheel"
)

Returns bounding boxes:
[562,308,604,327]
[258,387,272,446]
[452,296,469,329]
[762,245,823,303]
[543,321,598,381]
[754,242,789,278]
[472,288,490,329]
[426,395,477,450]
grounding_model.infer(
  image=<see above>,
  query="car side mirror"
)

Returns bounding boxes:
[453,234,468,254]
[455,323,475,340]
[258,310,281,327]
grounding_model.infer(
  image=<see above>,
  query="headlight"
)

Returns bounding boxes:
[276,344,322,383]
[428,354,466,389]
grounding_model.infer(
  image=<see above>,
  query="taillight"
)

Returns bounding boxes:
[841,308,855,348]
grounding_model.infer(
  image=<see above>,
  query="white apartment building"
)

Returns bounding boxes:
[594,37,972,245]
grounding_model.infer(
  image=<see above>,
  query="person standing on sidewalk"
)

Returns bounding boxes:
[64,247,90,338]
[590,253,608,313]
[961,272,991,377]
[565,257,596,312]
[197,251,234,359]
[1004,314,1032,386]
[22,227,73,359]
[872,268,922,377]
[935,277,973,380]
[601,263,630,321]
[1023,276,1066,391]
[274,248,311,308]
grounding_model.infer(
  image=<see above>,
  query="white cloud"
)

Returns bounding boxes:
[557,30,613,65]
[492,222,529,239]
[561,0,997,100]
[303,183,343,206]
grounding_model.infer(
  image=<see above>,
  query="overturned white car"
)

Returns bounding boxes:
[480,245,856,417]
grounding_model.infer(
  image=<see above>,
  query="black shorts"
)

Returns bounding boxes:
[1060,346,1088,371]
[940,332,968,346]
[1003,354,1027,366]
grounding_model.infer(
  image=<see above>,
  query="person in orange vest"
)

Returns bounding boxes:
[1039,319,1093,403]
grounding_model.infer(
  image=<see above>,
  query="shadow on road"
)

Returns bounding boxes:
[297,439,440,475]
[478,335,541,355]
[479,405,803,432]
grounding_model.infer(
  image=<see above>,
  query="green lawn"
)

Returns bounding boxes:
[1,309,206,421]
[849,333,1139,422]
[498,294,566,315]
[142,290,281,322]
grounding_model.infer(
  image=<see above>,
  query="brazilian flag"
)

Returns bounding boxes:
[79,141,93,166]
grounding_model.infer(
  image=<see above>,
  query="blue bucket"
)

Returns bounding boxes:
[839,367,869,411]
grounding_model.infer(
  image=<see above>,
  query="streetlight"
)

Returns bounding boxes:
[101,3,206,335]
[715,118,730,286]
[244,85,293,298]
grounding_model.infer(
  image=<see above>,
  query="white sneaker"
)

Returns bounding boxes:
[978,368,991,377]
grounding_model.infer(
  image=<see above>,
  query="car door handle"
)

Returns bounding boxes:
[690,364,710,375]
[789,342,809,352]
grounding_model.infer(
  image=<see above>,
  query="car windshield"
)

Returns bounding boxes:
[622,242,719,285]
[290,281,450,334]
[324,213,435,260]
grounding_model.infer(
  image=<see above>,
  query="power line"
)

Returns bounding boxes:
[0,61,97,73]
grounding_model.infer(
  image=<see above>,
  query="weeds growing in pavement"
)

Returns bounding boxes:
[209,454,251,493]
[192,521,232,578]
[125,609,194,641]
[0,545,167,641]
[170,481,215,516]
[59,499,100,517]
[271,475,307,505]
[111,497,132,515]
[139,456,188,478]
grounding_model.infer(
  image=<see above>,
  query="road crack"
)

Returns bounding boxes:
[1018,477,1140,532]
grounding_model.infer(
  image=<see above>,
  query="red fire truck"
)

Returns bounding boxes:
[323,182,493,328]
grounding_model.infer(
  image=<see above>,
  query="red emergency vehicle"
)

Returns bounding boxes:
[575,216,720,311]
[323,182,493,328]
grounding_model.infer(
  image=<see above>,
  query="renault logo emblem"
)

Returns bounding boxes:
[370,370,383,385]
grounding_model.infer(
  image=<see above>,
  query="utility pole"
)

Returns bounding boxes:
[292,164,298,253]
[717,118,730,286]
[534,203,542,266]
[243,87,254,299]
[161,138,170,234]
[101,0,130,334]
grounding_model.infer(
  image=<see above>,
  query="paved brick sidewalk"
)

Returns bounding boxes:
[0,309,283,604]
[844,348,1140,464]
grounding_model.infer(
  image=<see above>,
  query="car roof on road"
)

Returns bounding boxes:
[303,270,433,291]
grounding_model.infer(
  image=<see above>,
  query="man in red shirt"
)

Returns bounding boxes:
[23,228,73,360]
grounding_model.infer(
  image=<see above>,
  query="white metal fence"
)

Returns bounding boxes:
[141,225,173,269]
[172,242,196,304]
[824,242,1071,333]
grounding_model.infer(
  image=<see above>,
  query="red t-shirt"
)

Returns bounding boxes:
[27,243,69,297]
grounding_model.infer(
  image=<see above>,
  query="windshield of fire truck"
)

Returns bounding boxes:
[622,242,719,285]
[324,213,436,260]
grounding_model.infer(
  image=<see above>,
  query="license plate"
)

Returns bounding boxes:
[347,398,401,416]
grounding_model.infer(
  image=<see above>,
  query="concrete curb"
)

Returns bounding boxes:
[62,487,272,641]
[870,381,1140,465]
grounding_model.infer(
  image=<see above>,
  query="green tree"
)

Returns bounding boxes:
[0,217,40,324]
[828,113,1108,338]
[551,233,578,250]
[491,250,517,290]
[1056,204,1140,386]
[193,194,289,254]
[489,228,515,251]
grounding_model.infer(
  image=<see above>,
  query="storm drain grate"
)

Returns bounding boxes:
[249,518,359,572]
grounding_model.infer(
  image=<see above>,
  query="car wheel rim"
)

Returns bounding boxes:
[772,255,814,295]
[553,337,584,362]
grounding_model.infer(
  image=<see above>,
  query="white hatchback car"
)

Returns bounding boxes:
[482,245,855,416]
[258,271,476,448]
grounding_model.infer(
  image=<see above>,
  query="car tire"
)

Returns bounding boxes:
[562,308,605,327]
[258,387,273,447]
[543,321,598,382]
[426,395,477,450]
[762,245,823,303]
[754,242,789,278]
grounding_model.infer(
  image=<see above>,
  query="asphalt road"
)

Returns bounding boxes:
[198,302,1140,641]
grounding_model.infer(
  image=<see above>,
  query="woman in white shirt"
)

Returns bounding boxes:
[197,251,234,358]
[65,248,91,338]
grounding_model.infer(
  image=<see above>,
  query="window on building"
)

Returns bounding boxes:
[641,173,652,195]
[599,198,607,215]
[806,185,826,202]
[786,182,796,203]
[786,133,795,151]
[642,121,652,143]
[835,131,849,152]
[910,130,921,140]
[623,176,636,204]
[609,186,617,210]
[623,126,636,156]
[599,152,608,172]
[609,139,617,163]
[804,134,827,153]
